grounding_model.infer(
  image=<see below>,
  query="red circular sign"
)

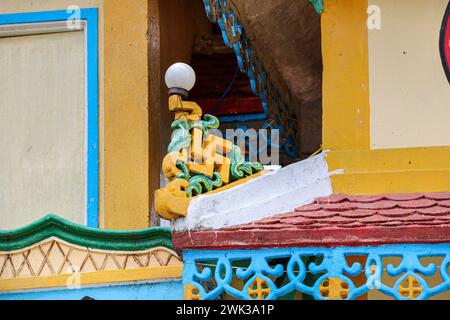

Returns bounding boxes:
[441,3,450,83]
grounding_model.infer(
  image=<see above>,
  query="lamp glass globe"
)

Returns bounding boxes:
[165,63,196,91]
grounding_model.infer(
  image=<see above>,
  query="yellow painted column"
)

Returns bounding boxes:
[322,0,370,151]
[103,0,150,229]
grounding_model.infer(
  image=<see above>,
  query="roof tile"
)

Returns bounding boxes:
[339,209,377,218]
[377,208,416,217]
[346,195,385,203]
[417,206,450,216]
[316,216,356,225]
[296,210,339,219]
[377,221,404,227]
[281,217,317,226]
[439,200,450,208]
[316,195,348,204]
[294,203,323,212]
[173,192,450,250]
[397,199,436,209]
[395,213,435,222]
[255,218,281,225]
[357,215,390,225]
[339,222,365,228]
[423,192,450,200]
[320,202,357,211]
[353,200,398,210]
[385,193,423,201]
[417,220,450,225]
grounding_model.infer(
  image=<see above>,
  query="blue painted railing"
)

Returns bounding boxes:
[184,244,450,300]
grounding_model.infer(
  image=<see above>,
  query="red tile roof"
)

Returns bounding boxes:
[173,192,450,250]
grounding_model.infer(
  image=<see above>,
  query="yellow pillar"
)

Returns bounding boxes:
[103,0,150,229]
[322,0,370,151]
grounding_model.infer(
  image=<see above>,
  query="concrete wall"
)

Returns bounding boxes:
[369,0,450,149]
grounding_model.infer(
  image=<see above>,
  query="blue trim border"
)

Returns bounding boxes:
[0,9,99,227]
[0,280,183,300]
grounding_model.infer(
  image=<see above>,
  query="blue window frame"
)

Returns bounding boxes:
[0,9,99,227]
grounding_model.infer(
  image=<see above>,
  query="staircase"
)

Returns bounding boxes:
[201,0,323,156]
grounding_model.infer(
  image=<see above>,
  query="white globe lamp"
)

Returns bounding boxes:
[165,63,196,98]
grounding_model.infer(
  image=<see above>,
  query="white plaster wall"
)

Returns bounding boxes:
[369,0,450,149]
[0,31,86,229]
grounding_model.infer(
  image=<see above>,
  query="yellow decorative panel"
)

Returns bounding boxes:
[0,238,182,280]
[319,278,350,300]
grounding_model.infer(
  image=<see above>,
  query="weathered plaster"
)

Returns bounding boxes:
[173,153,335,231]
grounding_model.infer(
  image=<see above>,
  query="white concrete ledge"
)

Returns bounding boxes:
[173,153,336,231]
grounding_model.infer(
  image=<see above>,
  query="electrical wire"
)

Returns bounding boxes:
[207,66,240,115]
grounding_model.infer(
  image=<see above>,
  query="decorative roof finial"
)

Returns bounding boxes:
[155,63,264,220]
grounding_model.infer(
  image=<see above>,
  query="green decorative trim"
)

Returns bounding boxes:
[309,0,324,14]
[0,214,173,252]
[168,115,220,153]
[168,118,193,153]
[230,146,264,180]
[167,114,263,198]
[186,172,223,197]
